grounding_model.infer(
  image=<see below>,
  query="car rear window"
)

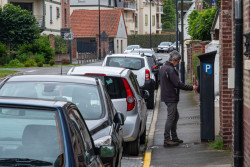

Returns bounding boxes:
[0,82,104,120]
[84,75,126,99]
[147,57,156,68]
[106,57,145,70]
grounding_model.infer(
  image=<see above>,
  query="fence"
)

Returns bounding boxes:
[77,52,98,64]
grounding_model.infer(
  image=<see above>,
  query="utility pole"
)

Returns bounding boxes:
[150,0,152,48]
[176,0,179,71]
[180,0,185,83]
[234,0,243,166]
[98,0,101,60]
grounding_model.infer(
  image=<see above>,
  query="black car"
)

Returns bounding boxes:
[0,97,116,167]
[0,75,124,167]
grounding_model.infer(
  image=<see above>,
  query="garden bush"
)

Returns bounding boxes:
[34,53,45,64]
[19,35,54,64]
[8,59,24,67]
[0,43,9,65]
[37,62,43,67]
[25,59,36,67]
[192,52,201,80]
[49,59,55,66]
[61,58,70,64]
[55,36,68,54]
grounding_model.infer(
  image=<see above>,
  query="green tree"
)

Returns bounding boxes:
[162,0,176,29]
[0,4,40,53]
[187,8,216,41]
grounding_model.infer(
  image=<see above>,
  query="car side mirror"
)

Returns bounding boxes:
[157,58,162,61]
[157,62,163,66]
[142,90,149,100]
[114,112,125,125]
[99,145,116,158]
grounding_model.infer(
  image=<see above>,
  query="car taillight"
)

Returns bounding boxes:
[145,69,150,81]
[152,65,158,71]
[85,73,106,76]
[122,78,135,111]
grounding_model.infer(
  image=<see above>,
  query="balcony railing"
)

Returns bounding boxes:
[157,6,163,14]
[34,15,45,28]
[124,1,137,10]
[157,23,162,30]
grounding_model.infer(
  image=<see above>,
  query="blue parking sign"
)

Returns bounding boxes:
[203,63,212,74]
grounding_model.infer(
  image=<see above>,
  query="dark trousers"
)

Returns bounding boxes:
[164,102,179,141]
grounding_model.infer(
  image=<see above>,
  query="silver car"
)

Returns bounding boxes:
[68,66,148,156]
[157,42,172,53]
[102,54,156,109]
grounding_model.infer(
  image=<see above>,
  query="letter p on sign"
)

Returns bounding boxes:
[203,63,212,74]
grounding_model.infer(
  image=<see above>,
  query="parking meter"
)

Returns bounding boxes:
[198,51,217,142]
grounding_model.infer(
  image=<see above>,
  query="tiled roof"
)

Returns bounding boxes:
[71,9,124,38]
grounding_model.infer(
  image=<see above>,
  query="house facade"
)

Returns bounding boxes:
[0,0,70,45]
[70,0,163,35]
[70,9,127,58]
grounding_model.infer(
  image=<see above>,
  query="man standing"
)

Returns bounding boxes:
[160,50,197,147]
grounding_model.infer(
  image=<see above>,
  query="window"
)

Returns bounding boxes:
[56,7,60,18]
[145,14,148,26]
[152,15,155,26]
[108,0,111,6]
[0,82,104,120]
[117,40,119,49]
[50,5,52,23]
[0,107,64,164]
[106,57,145,70]
[64,9,67,26]
[129,73,141,95]
[121,40,123,53]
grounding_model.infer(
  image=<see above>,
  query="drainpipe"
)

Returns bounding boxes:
[234,0,243,166]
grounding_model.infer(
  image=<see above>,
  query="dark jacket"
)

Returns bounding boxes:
[160,61,193,102]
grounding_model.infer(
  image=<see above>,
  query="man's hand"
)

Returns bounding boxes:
[193,85,198,91]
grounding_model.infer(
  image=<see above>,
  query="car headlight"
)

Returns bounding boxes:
[94,136,112,148]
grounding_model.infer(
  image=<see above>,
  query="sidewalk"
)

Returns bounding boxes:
[144,89,232,167]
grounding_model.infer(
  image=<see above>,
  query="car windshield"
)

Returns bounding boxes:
[106,57,145,70]
[160,42,171,46]
[0,82,103,120]
[0,107,64,166]
[126,45,140,50]
[131,50,155,55]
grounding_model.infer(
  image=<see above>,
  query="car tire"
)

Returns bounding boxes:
[147,91,155,109]
[127,136,140,156]
[140,125,146,144]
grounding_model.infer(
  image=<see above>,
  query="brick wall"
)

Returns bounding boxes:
[61,0,70,28]
[243,0,250,165]
[219,0,234,148]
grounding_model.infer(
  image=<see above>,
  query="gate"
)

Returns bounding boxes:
[77,41,97,53]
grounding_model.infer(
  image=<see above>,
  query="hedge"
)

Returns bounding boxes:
[128,34,176,48]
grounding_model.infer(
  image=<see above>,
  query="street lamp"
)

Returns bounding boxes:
[180,0,185,83]
[150,0,152,48]
[98,0,101,60]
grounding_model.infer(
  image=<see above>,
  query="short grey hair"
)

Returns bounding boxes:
[169,50,181,61]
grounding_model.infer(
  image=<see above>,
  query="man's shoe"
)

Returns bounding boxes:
[172,138,183,143]
[164,140,179,147]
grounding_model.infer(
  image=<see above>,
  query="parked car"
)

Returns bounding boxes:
[0,75,124,167]
[171,41,180,50]
[124,45,140,53]
[68,66,149,156]
[0,97,116,167]
[157,42,172,53]
[102,54,156,109]
[130,49,163,89]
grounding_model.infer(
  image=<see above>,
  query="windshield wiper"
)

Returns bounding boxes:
[0,158,53,166]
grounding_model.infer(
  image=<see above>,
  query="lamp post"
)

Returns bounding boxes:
[180,0,185,83]
[176,0,179,71]
[150,0,152,48]
[98,0,101,60]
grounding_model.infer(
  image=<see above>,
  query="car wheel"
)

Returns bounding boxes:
[140,125,146,144]
[127,136,140,156]
[147,91,155,109]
